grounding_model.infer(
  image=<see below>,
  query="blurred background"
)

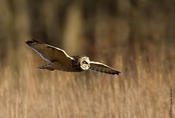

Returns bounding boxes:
[0,0,175,118]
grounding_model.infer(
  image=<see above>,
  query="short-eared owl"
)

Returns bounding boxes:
[26,40,120,75]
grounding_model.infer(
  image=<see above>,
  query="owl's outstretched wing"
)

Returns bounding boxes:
[26,40,74,64]
[89,61,120,75]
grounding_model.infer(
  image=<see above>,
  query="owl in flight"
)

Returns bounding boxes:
[26,40,120,75]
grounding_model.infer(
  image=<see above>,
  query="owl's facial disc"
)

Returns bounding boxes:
[80,56,90,70]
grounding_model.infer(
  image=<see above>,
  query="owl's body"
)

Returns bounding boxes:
[45,57,84,72]
[26,40,120,75]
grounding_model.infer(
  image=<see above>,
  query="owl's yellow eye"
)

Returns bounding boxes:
[82,61,88,64]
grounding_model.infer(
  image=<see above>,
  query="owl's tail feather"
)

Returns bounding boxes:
[38,63,54,71]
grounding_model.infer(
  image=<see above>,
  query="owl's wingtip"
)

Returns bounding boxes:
[25,40,40,47]
[26,40,32,45]
[112,71,121,75]
[116,71,121,75]
[26,39,38,44]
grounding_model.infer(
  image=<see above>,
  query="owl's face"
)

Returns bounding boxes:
[79,56,90,70]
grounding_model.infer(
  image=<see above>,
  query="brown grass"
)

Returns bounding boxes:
[0,42,174,118]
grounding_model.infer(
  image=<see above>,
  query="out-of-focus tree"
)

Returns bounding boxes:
[0,0,175,66]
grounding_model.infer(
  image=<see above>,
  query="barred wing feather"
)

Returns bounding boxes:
[89,61,120,75]
[26,40,74,64]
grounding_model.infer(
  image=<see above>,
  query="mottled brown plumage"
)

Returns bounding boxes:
[26,40,120,75]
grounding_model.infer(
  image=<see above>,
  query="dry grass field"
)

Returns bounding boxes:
[0,41,174,118]
[0,0,175,118]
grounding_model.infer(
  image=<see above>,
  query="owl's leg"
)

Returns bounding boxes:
[38,63,54,71]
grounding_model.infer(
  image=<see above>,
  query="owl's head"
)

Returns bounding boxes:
[79,56,90,70]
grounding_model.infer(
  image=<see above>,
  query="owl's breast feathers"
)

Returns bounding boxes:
[71,56,83,71]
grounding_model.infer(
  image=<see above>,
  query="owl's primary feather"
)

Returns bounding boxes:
[89,61,120,75]
[26,40,121,75]
[26,40,74,63]
[26,40,78,72]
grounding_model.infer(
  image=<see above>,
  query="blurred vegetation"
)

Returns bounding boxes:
[0,0,174,60]
[0,0,175,118]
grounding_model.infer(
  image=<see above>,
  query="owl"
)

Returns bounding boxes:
[26,40,120,75]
